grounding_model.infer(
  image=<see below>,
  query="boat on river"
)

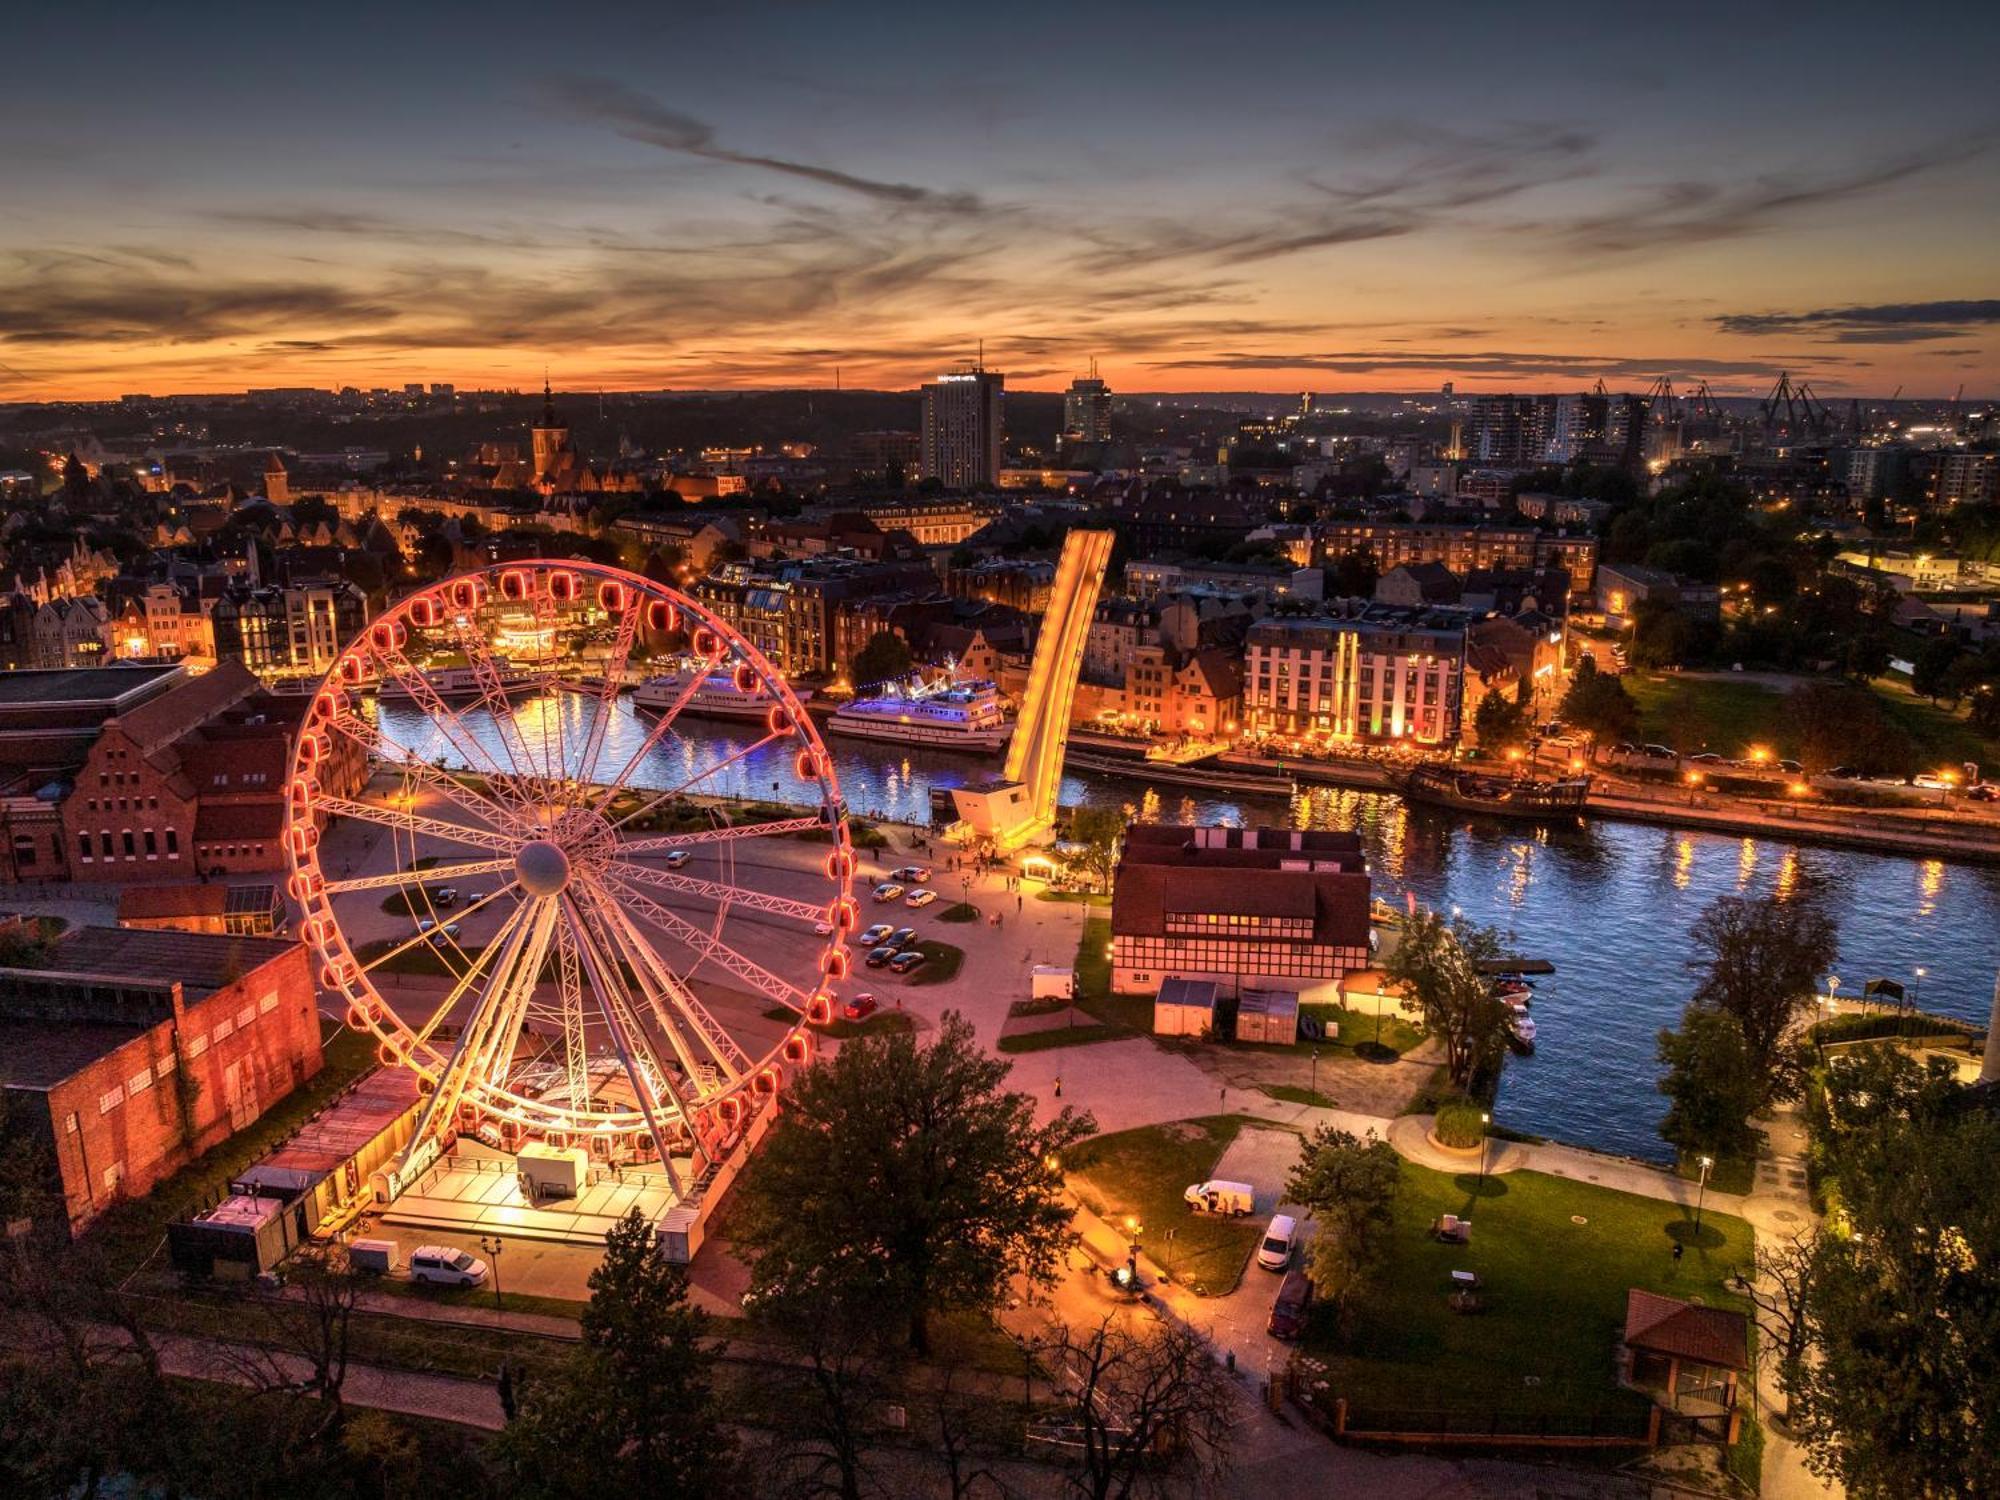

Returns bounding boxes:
[1062,746,1296,797]
[826,678,1012,752]
[378,663,542,702]
[630,668,772,723]
[1404,763,1590,822]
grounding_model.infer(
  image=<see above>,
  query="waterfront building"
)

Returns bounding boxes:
[921,367,1004,489]
[208,578,368,684]
[1244,605,1469,745]
[1109,824,1372,1003]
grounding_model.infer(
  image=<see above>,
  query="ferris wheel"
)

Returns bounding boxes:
[283,560,858,1202]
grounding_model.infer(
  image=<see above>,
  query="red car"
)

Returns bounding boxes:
[841,994,879,1022]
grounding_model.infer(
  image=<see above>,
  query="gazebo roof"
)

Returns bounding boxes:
[1624,1289,1749,1370]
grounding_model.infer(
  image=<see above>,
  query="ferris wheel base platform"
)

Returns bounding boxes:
[377,1147,700,1255]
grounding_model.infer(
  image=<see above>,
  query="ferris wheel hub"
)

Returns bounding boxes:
[516,839,573,897]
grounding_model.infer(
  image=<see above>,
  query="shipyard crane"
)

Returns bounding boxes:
[1761,372,1832,438]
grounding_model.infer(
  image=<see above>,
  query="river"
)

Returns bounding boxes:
[375,694,2000,1163]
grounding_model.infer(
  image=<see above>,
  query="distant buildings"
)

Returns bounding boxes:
[0,926,320,1234]
[1244,606,1470,745]
[921,368,1004,489]
[1317,520,1598,601]
[692,556,937,677]
[208,579,367,683]
[1061,370,1112,447]
[1594,564,1721,630]
[1109,823,1372,1003]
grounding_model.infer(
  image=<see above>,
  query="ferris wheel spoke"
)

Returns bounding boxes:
[322,856,511,896]
[579,882,751,1081]
[374,646,543,823]
[571,593,644,798]
[598,870,812,1013]
[399,895,549,1166]
[550,915,592,1115]
[560,900,687,1195]
[449,620,559,815]
[331,712,528,836]
[359,881,523,975]
[566,893,717,1097]
[587,643,731,813]
[463,897,561,1099]
[616,817,825,856]
[404,896,540,1046]
[604,729,787,835]
[316,795,519,855]
[608,858,830,925]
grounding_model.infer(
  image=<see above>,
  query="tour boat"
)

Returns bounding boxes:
[377,662,542,702]
[825,679,1013,752]
[629,668,775,723]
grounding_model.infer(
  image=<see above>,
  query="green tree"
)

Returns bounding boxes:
[1628,597,1698,668]
[1557,660,1640,750]
[498,1208,734,1497]
[1793,1066,2000,1497]
[1329,546,1379,598]
[850,630,914,688]
[1381,907,1512,1090]
[733,1012,1090,1354]
[1911,636,1964,702]
[1687,893,1838,1106]
[1284,1126,1401,1328]
[1471,688,1529,753]
[1066,805,1125,892]
[1656,1006,1762,1160]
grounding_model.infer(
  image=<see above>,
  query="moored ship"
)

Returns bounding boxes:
[377,662,542,701]
[1403,763,1591,822]
[630,667,775,723]
[826,679,1013,752]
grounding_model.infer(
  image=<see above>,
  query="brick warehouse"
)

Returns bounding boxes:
[0,927,322,1232]
[57,658,365,882]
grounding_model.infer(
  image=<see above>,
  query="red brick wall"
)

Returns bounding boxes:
[59,725,199,884]
[45,945,323,1230]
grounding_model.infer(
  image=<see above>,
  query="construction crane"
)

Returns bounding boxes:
[1690,381,1722,421]
[1643,375,1681,424]
[1761,372,1831,438]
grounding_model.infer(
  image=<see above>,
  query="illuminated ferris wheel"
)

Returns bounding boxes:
[283,560,857,1199]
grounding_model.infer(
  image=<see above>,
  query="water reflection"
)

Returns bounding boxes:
[372,695,2000,1162]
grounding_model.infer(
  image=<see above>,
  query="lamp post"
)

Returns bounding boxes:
[1477,1111,1492,1196]
[477,1234,505,1314]
[1310,1046,1320,1098]
[1693,1156,1713,1240]
[1912,966,1926,1032]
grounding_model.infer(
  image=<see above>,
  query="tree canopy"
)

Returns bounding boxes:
[850,630,914,688]
[1557,660,1641,748]
[1687,892,1838,1105]
[1285,1126,1401,1329]
[1381,906,1512,1091]
[733,1012,1090,1353]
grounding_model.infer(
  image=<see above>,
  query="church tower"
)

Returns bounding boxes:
[264,451,291,505]
[531,377,571,486]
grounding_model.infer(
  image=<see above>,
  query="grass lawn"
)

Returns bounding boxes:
[1260,1084,1339,1108]
[353,934,486,977]
[89,1028,379,1276]
[1301,1161,1754,1429]
[1064,1116,1266,1296]
[905,939,964,985]
[997,1025,1127,1055]
[365,1278,586,1321]
[762,1005,916,1039]
[937,901,980,923]
[1625,670,1998,768]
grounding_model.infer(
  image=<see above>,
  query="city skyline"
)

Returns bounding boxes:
[3,1,1997,400]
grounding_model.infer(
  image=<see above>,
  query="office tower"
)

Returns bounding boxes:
[1062,365,1112,447]
[921,366,1004,489]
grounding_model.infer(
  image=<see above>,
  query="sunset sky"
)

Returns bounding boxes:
[3,2,1996,400]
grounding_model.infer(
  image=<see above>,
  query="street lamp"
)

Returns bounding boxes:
[1477,1111,1492,1196]
[1310,1046,1320,1098]
[477,1234,505,1314]
[1693,1156,1713,1240]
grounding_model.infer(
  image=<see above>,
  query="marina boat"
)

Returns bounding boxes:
[1507,1009,1538,1054]
[378,663,542,701]
[826,679,1013,752]
[1404,763,1591,821]
[1061,748,1296,797]
[630,668,776,723]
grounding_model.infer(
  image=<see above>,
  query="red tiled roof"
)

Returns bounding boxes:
[193,802,285,842]
[113,659,260,754]
[1112,863,1369,946]
[1624,1290,1749,1370]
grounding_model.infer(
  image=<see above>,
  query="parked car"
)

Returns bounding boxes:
[1183,1180,1255,1217]
[891,865,932,883]
[906,889,937,908]
[1641,743,1676,759]
[462,891,487,905]
[1969,784,1999,802]
[888,927,917,949]
[813,919,837,935]
[1267,1265,1314,1340]
[1258,1214,1298,1271]
[428,922,462,943]
[409,1245,488,1287]
[888,949,927,974]
[841,994,879,1021]
[431,886,457,908]
[662,850,693,869]
[865,944,899,968]
[858,923,895,946]
[417,916,439,933]
[1688,752,1723,764]
[1777,759,1802,774]
[872,882,905,902]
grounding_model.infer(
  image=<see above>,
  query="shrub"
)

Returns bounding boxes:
[1434,1100,1487,1149]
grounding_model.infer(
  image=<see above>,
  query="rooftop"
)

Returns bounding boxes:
[0,1019,148,1089]
[48,925,298,1001]
[0,664,181,708]
[1624,1289,1750,1371]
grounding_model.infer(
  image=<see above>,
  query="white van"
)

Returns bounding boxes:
[1184,1180,1256,1217]
[409,1245,489,1287]
[1258,1214,1298,1271]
